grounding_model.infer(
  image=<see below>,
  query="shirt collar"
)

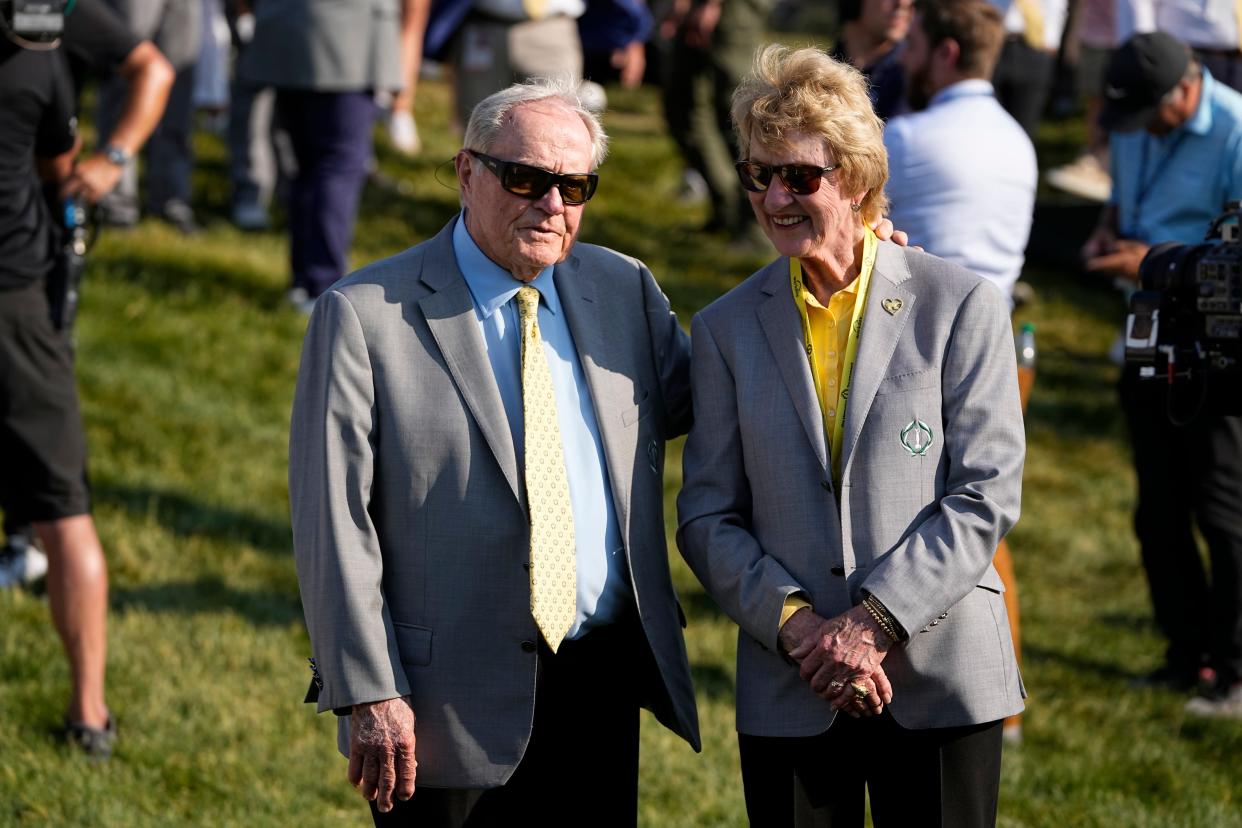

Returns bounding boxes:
[928,78,995,108]
[452,213,561,318]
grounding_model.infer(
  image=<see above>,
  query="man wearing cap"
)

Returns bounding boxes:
[1083,31,1242,718]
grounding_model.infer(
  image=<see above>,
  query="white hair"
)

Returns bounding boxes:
[462,77,609,169]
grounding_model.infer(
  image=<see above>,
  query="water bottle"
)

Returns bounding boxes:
[1016,323,1035,412]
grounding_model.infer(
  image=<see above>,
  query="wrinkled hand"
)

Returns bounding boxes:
[1085,237,1149,281]
[779,606,894,717]
[61,154,124,203]
[348,696,417,812]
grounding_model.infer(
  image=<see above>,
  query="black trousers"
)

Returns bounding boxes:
[739,713,1004,828]
[992,38,1055,139]
[276,89,377,299]
[1120,369,1242,684]
[369,618,643,827]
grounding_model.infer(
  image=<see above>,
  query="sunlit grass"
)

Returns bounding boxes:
[0,75,1238,826]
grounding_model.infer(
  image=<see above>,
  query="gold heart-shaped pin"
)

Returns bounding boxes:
[881,297,903,315]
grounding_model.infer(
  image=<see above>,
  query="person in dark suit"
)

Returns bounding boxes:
[239,0,416,309]
[288,78,700,825]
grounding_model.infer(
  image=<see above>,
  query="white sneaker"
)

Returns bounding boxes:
[286,287,317,315]
[231,201,270,232]
[1045,153,1112,203]
[0,539,49,588]
[386,110,421,156]
[1185,682,1242,719]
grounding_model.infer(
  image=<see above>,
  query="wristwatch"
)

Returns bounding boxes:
[101,143,131,166]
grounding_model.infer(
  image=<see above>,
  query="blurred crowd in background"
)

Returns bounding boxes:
[3,0,1241,762]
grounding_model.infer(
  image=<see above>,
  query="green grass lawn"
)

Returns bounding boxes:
[1,77,1239,826]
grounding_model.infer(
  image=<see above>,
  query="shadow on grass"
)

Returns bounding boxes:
[1022,642,1138,683]
[112,574,302,626]
[681,589,728,623]
[690,663,736,702]
[96,483,291,557]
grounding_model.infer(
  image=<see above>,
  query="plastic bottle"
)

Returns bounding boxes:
[1016,323,1035,412]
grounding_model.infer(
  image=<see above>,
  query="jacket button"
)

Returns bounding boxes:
[830,566,845,576]
[520,640,537,653]
[821,480,832,491]
[522,562,532,571]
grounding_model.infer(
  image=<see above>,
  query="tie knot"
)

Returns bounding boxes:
[516,286,541,320]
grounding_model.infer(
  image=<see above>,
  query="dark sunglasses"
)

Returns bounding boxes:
[469,150,599,205]
[735,161,840,195]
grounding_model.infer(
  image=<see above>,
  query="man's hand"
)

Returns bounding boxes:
[348,696,417,812]
[1085,238,1149,281]
[870,217,913,249]
[779,606,894,717]
[612,41,647,89]
[61,154,125,203]
[682,0,721,49]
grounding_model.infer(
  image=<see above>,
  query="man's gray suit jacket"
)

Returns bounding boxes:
[289,218,701,789]
[239,0,404,92]
[677,240,1026,737]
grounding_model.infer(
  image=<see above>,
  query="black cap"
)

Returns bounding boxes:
[1100,33,1191,132]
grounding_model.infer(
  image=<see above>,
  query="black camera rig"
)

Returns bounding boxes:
[1126,202,1242,419]
[0,0,70,45]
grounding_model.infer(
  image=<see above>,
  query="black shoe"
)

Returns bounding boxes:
[1129,664,1201,691]
[153,200,201,235]
[64,716,117,760]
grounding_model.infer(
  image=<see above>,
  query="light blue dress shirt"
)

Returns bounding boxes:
[1110,69,1242,246]
[452,216,627,639]
[884,79,1038,305]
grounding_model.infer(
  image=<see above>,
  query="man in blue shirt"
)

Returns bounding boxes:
[884,0,1037,306]
[1084,32,1242,719]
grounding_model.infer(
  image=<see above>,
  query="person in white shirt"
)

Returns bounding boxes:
[884,0,1038,306]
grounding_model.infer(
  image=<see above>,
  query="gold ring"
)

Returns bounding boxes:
[850,682,869,699]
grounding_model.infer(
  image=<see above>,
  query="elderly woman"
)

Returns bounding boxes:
[676,45,1025,826]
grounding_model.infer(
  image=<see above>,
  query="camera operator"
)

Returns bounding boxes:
[1082,32,1242,718]
[0,0,171,757]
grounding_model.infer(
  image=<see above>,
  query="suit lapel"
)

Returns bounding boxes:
[554,254,637,539]
[840,242,915,475]
[756,260,829,470]
[418,223,522,504]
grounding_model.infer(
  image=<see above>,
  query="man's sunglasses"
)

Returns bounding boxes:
[469,150,599,205]
[734,161,840,195]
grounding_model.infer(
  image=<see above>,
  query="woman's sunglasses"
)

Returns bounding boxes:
[734,161,840,195]
[469,150,599,205]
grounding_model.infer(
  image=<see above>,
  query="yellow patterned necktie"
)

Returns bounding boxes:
[515,286,577,652]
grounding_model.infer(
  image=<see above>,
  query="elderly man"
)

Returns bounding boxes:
[1084,33,1242,717]
[288,79,700,824]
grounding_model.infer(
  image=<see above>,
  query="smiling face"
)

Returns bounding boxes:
[745,129,866,268]
[456,100,595,282]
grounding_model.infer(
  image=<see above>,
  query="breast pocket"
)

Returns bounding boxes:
[852,369,943,508]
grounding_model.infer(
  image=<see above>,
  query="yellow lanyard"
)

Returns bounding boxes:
[789,225,878,481]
